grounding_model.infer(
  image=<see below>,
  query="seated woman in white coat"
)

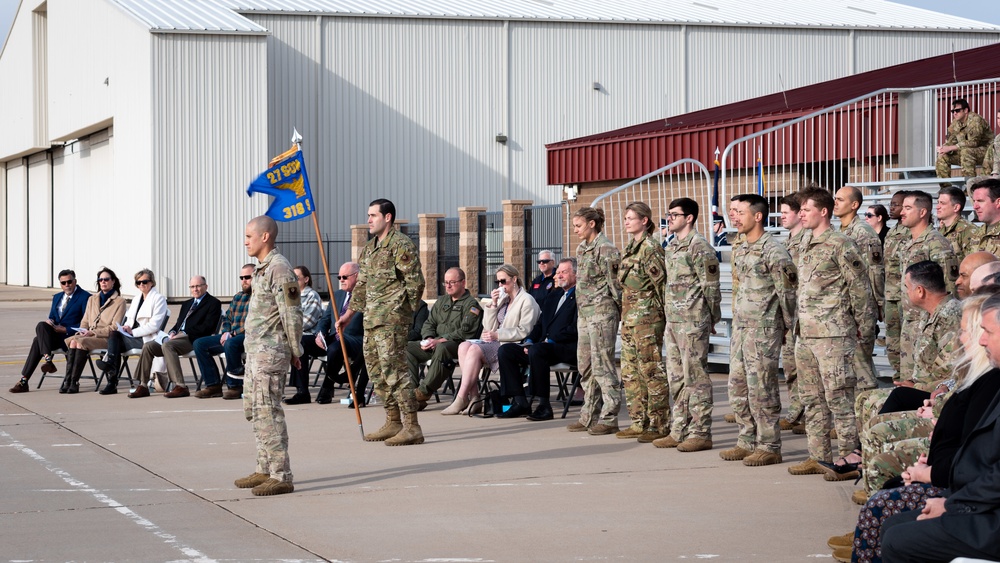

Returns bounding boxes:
[95,268,169,395]
[442,264,540,415]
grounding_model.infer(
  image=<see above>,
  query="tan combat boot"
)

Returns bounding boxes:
[652,435,680,448]
[364,407,403,442]
[719,446,751,461]
[251,478,294,496]
[385,410,425,446]
[723,413,736,424]
[832,546,852,563]
[743,450,782,466]
[677,437,713,452]
[234,472,270,489]
[787,458,826,475]
[852,489,869,505]
[827,532,853,549]
[615,425,643,439]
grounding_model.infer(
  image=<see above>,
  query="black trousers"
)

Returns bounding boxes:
[22,322,67,377]
[881,506,1000,563]
[497,341,576,400]
[290,335,366,397]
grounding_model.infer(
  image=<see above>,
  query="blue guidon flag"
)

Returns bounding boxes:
[247,149,315,222]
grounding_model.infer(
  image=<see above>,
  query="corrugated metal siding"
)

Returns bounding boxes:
[5,161,28,285]
[228,0,1000,30]
[853,30,1000,72]
[509,22,685,204]
[31,9,48,149]
[110,0,268,33]
[0,161,5,283]
[26,152,52,286]
[150,33,268,298]
[0,2,43,160]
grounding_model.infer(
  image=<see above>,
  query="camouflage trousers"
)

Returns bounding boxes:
[885,299,901,375]
[620,320,669,433]
[728,325,782,453]
[853,331,878,391]
[855,388,892,431]
[936,146,988,179]
[863,415,932,493]
[986,140,1000,176]
[795,336,858,462]
[867,437,928,493]
[576,308,622,427]
[665,318,713,441]
[781,331,803,423]
[364,325,418,414]
[244,351,292,483]
[898,303,929,383]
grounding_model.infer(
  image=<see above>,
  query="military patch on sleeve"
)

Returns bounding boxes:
[283,282,301,306]
[400,251,412,264]
[470,306,480,316]
[708,264,719,276]
[949,262,960,280]
[648,263,663,281]
[872,250,883,264]
[782,264,798,287]
[851,259,863,271]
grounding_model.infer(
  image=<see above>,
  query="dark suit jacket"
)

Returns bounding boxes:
[170,294,222,342]
[316,290,364,343]
[940,381,1000,557]
[526,287,577,346]
[48,287,91,338]
[529,273,556,307]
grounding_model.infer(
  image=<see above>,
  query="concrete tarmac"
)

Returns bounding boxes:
[0,285,858,562]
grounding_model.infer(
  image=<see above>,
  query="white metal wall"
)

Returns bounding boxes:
[0,160,5,284]
[26,152,52,287]
[5,161,27,285]
[852,31,1000,73]
[0,0,46,160]
[149,33,268,299]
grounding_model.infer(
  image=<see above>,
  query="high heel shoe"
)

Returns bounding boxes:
[441,395,469,415]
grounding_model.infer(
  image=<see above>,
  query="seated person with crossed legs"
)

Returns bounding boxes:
[193,264,254,400]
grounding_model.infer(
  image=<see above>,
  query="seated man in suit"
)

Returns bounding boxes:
[407,267,483,410]
[497,258,579,421]
[880,291,1000,563]
[192,264,254,400]
[11,269,90,393]
[133,275,221,399]
[290,262,367,405]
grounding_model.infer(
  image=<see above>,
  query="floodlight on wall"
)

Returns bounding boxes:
[495,133,508,144]
[592,81,601,90]
[564,185,578,201]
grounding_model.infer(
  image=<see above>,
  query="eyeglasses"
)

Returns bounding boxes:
[496,278,510,285]
[135,279,152,286]
[951,109,964,114]
[239,275,252,280]
[59,279,76,286]
[864,213,875,218]
[337,272,358,281]
[443,280,465,286]
[667,212,687,219]
[537,259,553,264]
[189,284,206,289]
[97,277,112,282]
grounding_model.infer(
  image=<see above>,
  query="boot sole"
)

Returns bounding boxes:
[386,437,425,446]
[823,470,861,482]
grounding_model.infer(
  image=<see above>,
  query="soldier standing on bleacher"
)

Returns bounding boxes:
[935,98,993,182]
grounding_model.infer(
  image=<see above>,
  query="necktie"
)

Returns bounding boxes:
[58,293,69,319]
[334,293,351,342]
[181,299,199,331]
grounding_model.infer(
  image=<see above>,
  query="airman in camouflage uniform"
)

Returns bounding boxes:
[904,286,963,391]
[884,191,911,375]
[969,179,1000,256]
[616,202,669,442]
[897,193,958,381]
[568,207,623,435]
[779,194,807,427]
[936,186,977,262]
[721,194,796,465]
[789,188,875,475]
[235,216,303,497]
[340,199,426,446]
[935,99,994,179]
[835,186,884,391]
[654,198,721,451]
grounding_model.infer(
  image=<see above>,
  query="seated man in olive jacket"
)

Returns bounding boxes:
[407,267,483,410]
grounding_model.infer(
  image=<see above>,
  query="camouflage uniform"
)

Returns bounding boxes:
[781,228,808,423]
[576,232,623,428]
[906,296,963,391]
[898,228,958,381]
[884,223,910,374]
[840,215,884,391]
[935,111,994,178]
[618,233,668,434]
[407,289,483,396]
[352,227,426,413]
[867,439,927,493]
[795,228,875,461]
[663,231,721,442]
[855,388,894,431]
[939,217,978,262]
[985,133,1000,176]
[862,417,933,494]
[970,221,1000,256]
[245,247,303,484]
[729,232,796,453]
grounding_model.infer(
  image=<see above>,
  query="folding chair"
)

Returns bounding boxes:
[36,348,100,390]
[550,363,582,419]
[182,311,225,391]
[96,310,171,392]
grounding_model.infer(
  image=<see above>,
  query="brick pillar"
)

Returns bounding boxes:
[502,200,533,275]
[458,206,486,296]
[419,214,444,300]
[351,224,368,262]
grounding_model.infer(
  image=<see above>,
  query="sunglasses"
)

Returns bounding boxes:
[951,109,964,114]
[97,277,113,282]
[135,279,152,286]
[239,275,252,280]
[59,279,76,286]
[338,273,358,280]
[537,259,553,264]
[496,278,510,285]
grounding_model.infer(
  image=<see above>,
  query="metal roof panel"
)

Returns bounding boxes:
[111,0,269,33]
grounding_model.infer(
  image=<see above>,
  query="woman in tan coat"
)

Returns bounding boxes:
[59,268,127,393]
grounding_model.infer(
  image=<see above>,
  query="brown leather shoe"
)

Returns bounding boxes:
[223,387,243,400]
[128,385,150,399]
[676,437,713,452]
[193,384,223,399]
[414,389,431,402]
[40,361,57,374]
[9,381,29,393]
[164,386,190,398]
